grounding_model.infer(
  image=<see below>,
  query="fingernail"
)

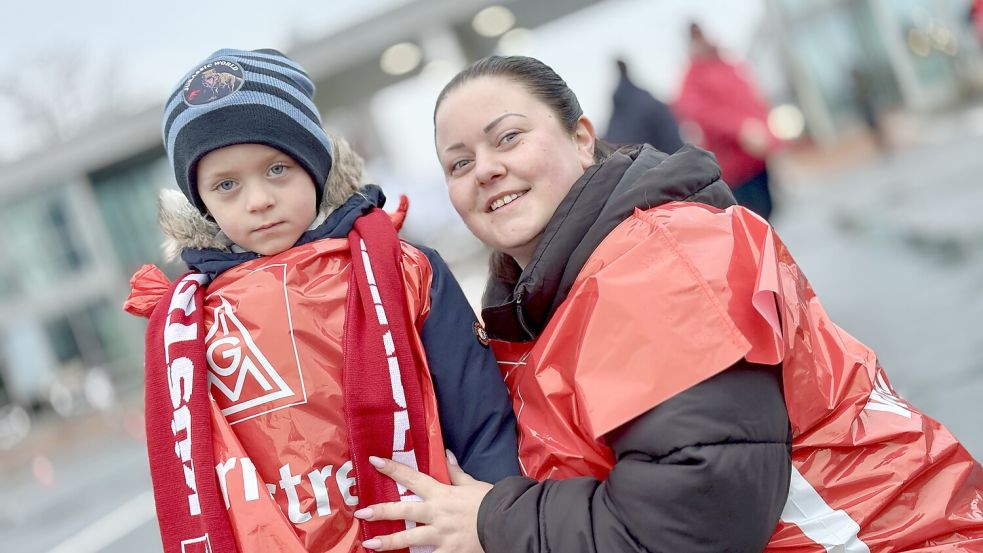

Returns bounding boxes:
[363,538,382,549]
[353,507,373,519]
[446,449,458,466]
[369,456,386,468]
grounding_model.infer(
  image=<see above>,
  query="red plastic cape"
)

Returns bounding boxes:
[126,210,448,553]
[492,203,983,551]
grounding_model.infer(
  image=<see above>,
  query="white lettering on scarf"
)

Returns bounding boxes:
[164,273,208,516]
[359,239,425,516]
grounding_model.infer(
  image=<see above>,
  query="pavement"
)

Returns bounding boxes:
[3,98,983,551]
[766,100,983,458]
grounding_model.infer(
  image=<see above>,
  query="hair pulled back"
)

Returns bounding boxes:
[434,55,584,134]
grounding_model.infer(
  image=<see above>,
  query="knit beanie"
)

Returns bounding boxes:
[162,48,332,213]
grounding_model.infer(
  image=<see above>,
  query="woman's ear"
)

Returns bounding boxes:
[573,115,597,169]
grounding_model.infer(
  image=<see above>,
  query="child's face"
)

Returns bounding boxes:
[197,143,317,256]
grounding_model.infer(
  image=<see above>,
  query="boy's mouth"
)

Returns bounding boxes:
[254,221,283,232]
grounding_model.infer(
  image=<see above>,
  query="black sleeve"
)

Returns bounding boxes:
[477,359,792,553]
[417,246,521,483]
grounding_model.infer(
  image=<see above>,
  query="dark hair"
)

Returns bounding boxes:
[435,55,609,161]
[434,55,584,134]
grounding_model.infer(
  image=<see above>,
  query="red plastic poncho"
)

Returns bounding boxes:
[127,236,450,552]
[491,203,983,551]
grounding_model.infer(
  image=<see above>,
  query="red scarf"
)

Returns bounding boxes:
[142,207,430,552]
[144,272,237,553]
[344,208,431,552]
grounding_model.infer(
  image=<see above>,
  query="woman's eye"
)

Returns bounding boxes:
[451,159,471,173]
[499,131,520,146]
[269,164,287,176]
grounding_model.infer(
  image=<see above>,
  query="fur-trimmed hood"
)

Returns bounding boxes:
[158,133,368,261]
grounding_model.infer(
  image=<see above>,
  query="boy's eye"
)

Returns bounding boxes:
[269,163,287,176]
[216,180,237,191]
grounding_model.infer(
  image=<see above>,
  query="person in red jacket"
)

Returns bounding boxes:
[124,48,519,553]
[674,22,778,220]
[972,0,983,44]
[355,55,983,553]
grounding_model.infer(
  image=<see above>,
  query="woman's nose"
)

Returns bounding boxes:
[474,154,505,186]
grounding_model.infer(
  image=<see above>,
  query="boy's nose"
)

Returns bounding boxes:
[245,184,275,212]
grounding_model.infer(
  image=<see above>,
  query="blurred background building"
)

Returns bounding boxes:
[2,0,983,550]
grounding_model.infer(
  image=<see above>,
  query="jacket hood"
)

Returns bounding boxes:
[158,132,368,261]
[482,142,736,342]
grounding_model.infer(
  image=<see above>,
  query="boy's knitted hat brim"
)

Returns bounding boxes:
[162,48,332,213]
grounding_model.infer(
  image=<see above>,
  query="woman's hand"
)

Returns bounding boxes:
[356,451,492,552]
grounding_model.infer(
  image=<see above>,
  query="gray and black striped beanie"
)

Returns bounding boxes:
[162,48,332,213]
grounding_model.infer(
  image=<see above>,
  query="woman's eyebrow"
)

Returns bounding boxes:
[442,113,528,153]
[483,112,526,134]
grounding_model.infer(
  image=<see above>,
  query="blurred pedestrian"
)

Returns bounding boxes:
[851,66,887,151]
[604,58,683,154]
[972,0,983,44]
[674,22,778,220]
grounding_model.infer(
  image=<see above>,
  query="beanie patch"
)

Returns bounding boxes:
[183,60,245,105]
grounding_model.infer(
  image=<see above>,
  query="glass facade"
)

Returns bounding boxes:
[0,161,161,406]
[884,0,962,99]
[0,186,89,299]
[89,150,176,276]
[781,0,902,134]
[774,0,973,143]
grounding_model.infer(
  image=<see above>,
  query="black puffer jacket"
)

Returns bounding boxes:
[477,143,792,552]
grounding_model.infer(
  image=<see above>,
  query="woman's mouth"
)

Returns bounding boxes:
[490,191,527,212]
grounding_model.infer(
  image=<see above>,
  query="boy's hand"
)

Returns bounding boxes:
[355,451,491,553]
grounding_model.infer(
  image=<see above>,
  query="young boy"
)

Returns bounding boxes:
[125,48,518,553]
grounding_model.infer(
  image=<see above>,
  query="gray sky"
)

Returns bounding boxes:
[0,0,764,169]
[0,0,407,159]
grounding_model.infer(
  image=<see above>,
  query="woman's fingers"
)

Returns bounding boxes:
[362,525,437,551]
[354,499,430,524]
[445,450,477,486]
[370,455,436,498]
[363,452,493,553]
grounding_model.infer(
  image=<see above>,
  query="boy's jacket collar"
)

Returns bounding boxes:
[181,186,385,281]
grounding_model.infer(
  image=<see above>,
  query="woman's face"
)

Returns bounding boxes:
[435,76,595,267]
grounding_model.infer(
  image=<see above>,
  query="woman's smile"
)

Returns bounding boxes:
[489,191,527,212]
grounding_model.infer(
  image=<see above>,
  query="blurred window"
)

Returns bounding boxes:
[784,0,901,132]
[780,0,835,17]
[0,187,89,298]
[885,0,959,88]
[89,151,175,275]
[43,299,119,370]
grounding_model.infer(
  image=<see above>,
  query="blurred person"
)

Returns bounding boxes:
[972,0,983,44]
[851,66,887,152]
[674,22,779,220]
[122,48,519,553]
[355,55,983,552]
[604,58,683,154]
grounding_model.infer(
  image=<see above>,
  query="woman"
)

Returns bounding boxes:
[355,56,983,552]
